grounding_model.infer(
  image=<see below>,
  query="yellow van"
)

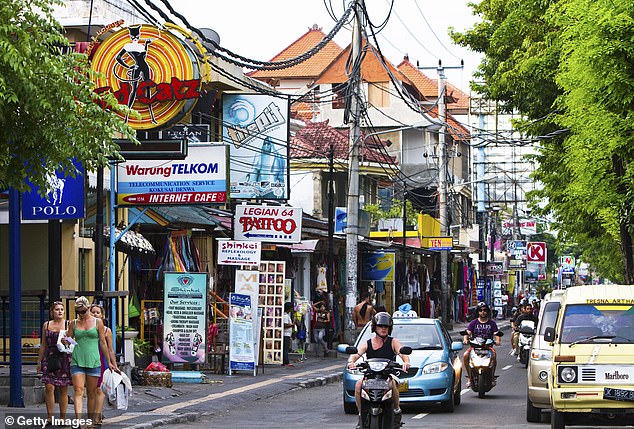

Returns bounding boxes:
[544,285,634,429]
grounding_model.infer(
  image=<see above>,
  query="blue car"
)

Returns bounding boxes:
[338,315,464,413]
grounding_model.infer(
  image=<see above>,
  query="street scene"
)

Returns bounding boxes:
[1,0,634,429]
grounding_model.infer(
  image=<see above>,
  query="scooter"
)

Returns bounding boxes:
[516,320,536,368]
[346,345,412,429]
[460,330,503,398]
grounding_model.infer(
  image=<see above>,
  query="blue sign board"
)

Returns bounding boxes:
[334,207,347,234]
[22,160,85,220]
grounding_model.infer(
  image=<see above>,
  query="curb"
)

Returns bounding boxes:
[125,373,342,428]
[298,373,342,389]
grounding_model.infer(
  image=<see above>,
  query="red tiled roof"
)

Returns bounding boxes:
[397,57,469,110]
[291,120,396,165]
[248,25,343,80]
[316,40,412,85]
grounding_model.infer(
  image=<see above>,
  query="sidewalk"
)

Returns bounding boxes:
[0,319,510,428]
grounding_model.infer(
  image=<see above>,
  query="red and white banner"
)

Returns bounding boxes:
[234,204,302,243]
[527,242,547,263]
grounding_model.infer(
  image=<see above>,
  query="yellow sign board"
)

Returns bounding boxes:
[423,237,453,250]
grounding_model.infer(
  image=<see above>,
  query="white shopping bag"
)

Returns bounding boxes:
[56,330,75,354]
[115,383,128,410]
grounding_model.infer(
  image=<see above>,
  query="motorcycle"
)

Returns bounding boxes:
[516,320,536,368]
[345,345,412,429]
[460,330,503,398]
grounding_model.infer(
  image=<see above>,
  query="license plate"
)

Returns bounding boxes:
[398,380,408,392]
[604,387,634,402]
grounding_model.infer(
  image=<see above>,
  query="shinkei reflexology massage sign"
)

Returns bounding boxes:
[91,23,201,130]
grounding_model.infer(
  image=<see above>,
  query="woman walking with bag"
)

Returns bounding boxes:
[90,304,116,426]
[65,297,120,424]
[37,301,72,426]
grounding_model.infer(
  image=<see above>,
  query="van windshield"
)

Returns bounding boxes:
[559,304,634,344]
[539,301,560,335]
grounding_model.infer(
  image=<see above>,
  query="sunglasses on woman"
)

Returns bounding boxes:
[76,308,88,315]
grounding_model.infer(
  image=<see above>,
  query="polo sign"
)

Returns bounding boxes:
[22,160,85,220]
[234,204,302,243]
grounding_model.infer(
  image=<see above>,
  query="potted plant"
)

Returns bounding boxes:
[133,337,153,370]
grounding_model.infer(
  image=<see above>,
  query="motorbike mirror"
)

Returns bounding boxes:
[495,331,504,337]
[399,346,412,355]
[345,346,359,355]
[459,330,468,336]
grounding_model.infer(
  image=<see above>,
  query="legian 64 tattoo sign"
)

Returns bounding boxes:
[234,204,302,243]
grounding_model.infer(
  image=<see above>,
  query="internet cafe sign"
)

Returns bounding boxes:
[91,24,201,130]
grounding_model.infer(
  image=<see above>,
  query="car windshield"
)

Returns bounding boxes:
[356,322,443,350]
[538,301,560,335]
[559,303,634,344]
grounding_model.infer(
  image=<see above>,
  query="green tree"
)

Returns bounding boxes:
[452,0,634,282]
[0,0,135,192]
[364,198,417,229]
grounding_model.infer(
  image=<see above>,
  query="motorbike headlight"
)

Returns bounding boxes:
[558,366,577,383]
[422,362,448,374]
[368,361,389,372]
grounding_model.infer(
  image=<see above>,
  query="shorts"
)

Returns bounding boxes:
[70,365,101,377]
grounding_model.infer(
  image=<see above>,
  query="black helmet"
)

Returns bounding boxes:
[371,312,393,335]
[476,302,490,313]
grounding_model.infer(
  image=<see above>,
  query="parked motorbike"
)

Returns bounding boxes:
[516,320,536,368]
[346,345,412,429]
[460,330,503,398]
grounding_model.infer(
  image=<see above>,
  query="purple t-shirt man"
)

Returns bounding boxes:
[467,318,499,340]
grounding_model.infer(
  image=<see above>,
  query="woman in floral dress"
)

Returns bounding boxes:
[37,301,72,426]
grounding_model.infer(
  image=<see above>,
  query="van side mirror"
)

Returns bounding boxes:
[544,327,555,342]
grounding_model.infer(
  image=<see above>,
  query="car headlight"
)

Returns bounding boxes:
[530,349,552,361]
[558,366,577,383]
[422,362,448,374]
[368,361,389,372]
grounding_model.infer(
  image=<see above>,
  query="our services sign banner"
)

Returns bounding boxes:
[217,240,261,266]
[117,144,228,205]
[234,204,302,243]
[162,272,207,364]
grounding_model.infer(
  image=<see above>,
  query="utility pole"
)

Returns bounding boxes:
[344,0,363,344]
[327,143,335,348]
[437,63,449,326]
[418,60,462,326]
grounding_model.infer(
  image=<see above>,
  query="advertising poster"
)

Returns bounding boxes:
[22,159,85,220]
[117,144,228,205]
[217,240,261,266]
[229,293,256,375]
[362,251,395,282]
[162,272,207,364]
[222,94,289,200]
[235,270,261,367]
[234,204,302,243]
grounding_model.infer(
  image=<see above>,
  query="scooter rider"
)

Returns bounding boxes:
[511,300,538,356]
[347,312,411,428]
[462,302,501,387]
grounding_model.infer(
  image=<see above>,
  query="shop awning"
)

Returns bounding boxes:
[277,239,319,253]
[102,226,155,255]
[128,206,220,229]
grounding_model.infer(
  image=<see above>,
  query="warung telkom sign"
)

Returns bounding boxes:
[117,144,228,205]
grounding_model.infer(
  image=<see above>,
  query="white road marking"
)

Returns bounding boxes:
[105,363,344,423]
[502,364,513,371]
[412,413,428,419]
[460,388,470,395]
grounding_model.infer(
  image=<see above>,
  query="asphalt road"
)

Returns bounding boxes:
[159,338,632,429]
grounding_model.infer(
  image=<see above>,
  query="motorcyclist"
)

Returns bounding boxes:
[347,312,411,428]
[462,302,501,387]
[511,300,538,357]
